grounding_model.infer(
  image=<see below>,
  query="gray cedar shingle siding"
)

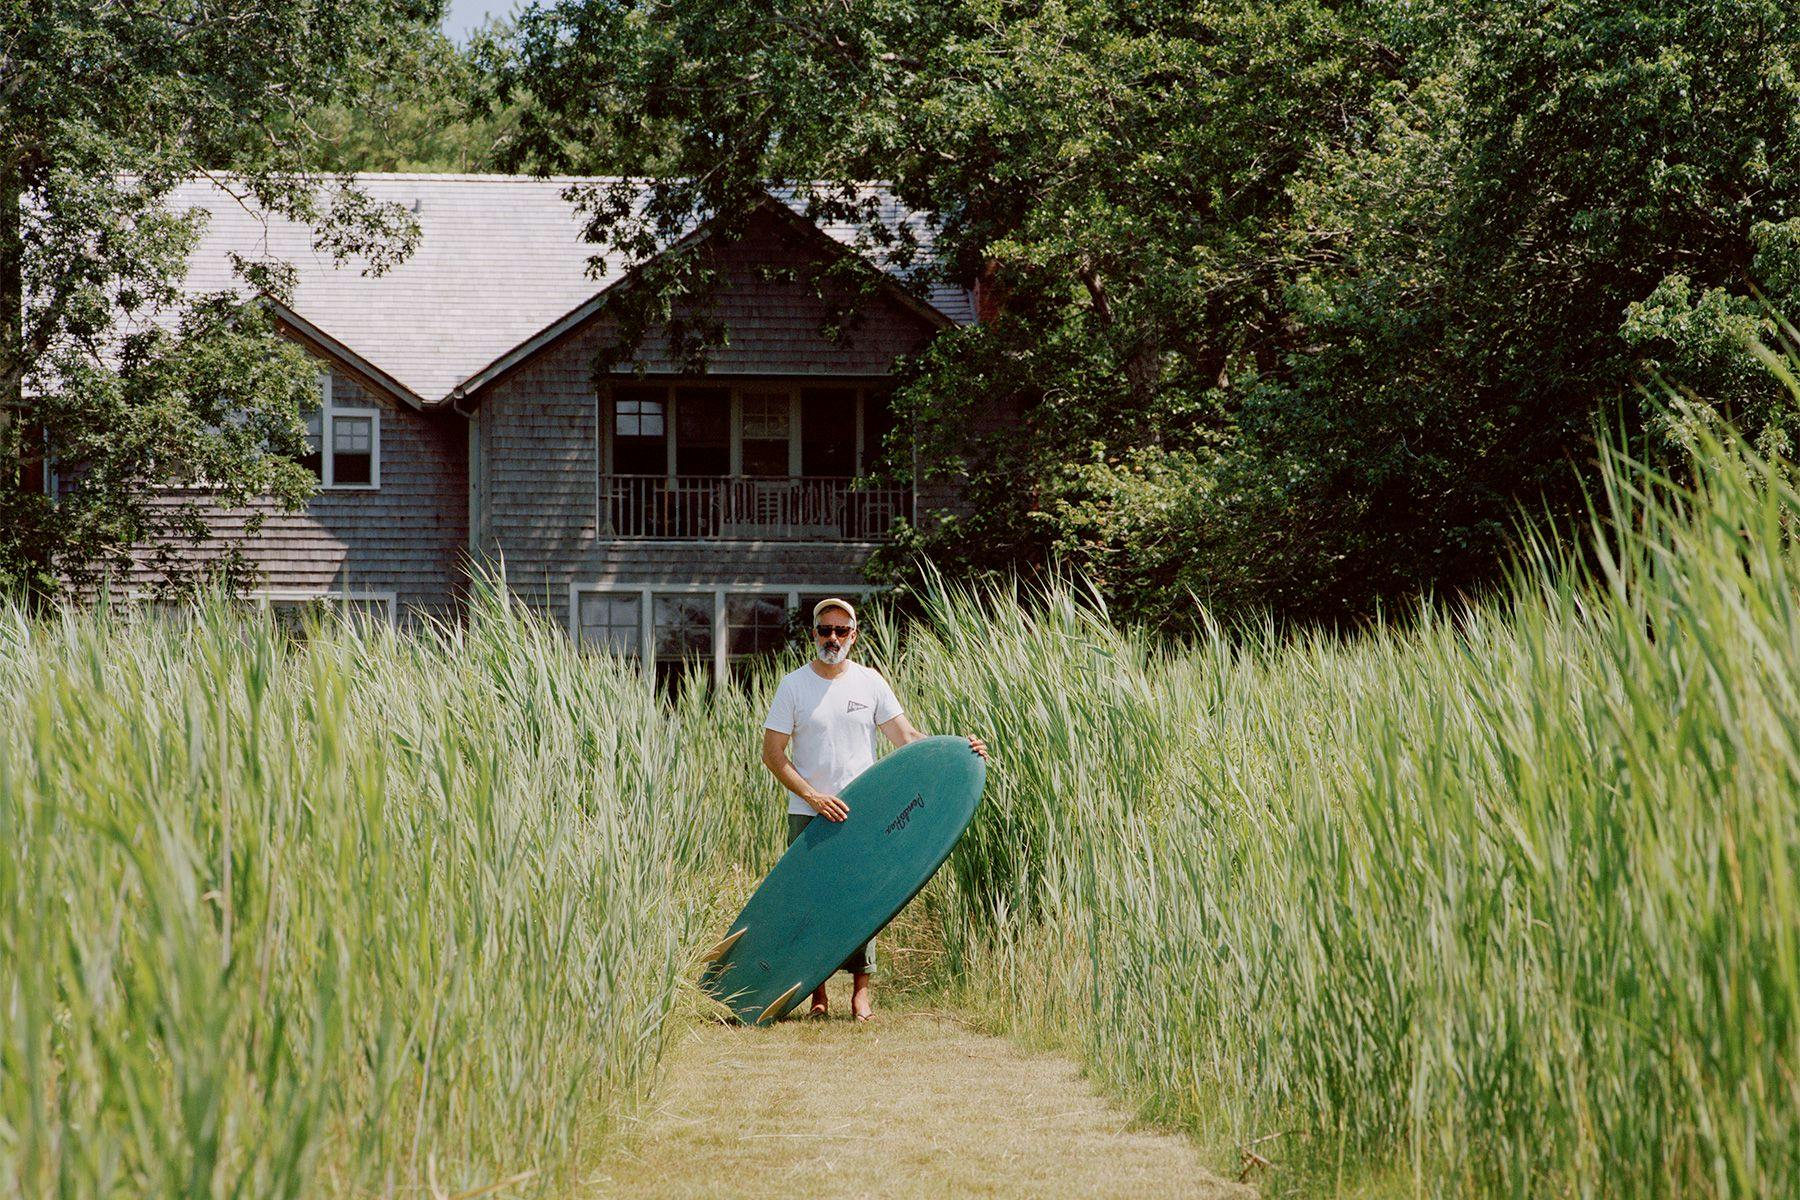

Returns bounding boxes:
[475,215,941,618]
[588,215,944,377]
[126,366,468,619]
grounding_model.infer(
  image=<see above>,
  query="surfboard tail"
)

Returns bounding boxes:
[755,981,805,1025]
[697,926,748,964]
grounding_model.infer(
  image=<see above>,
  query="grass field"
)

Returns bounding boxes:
[0,588,783,1197]
[897,426,1800,1196]
[4,416,1799,1196]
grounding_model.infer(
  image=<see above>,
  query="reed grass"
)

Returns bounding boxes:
[894,416,1800,1196]
[6,381,1800,1197]
[0,586,780,1198]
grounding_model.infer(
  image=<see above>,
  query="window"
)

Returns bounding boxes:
[801,387,857,477]
[654,592,715,696]
[332,414,374,484]
[616,395,664,437]
[16,422,54,497]
[600,382,904,488]
[741,392,792,477]
[654,594,713,659]
[569,584,875,689]
[612,387,666,475]
[726,593,790,685]
[300,410,324,478]
[675,387,729,475]
[304,373,381,489]
[579,591,642,658]
[862,390,897,476]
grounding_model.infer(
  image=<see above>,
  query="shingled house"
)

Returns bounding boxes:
[150,174,976,686]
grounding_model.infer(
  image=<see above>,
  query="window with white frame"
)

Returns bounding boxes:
[602,383,893,481]
[726,593,789,684]
[303,373,381,489]
[653,593,715,696]
[572,585,874,689]
[578,591,643,658]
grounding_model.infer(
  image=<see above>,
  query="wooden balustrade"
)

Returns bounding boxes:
[601,475,910,540]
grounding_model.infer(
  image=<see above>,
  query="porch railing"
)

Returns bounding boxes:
[601,474,911,540]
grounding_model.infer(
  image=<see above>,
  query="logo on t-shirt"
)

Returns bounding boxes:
[847,700,870,713]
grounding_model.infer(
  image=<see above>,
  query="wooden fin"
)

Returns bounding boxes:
[698,927,748,964]
[755,982,805,1026]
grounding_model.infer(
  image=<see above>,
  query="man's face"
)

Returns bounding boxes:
[814,608,857,664]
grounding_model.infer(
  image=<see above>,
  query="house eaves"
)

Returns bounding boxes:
[447,195,958,408]
[167,174,973,408]
[269,300,428,410]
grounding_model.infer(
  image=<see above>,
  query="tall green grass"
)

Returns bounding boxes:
[894,418,1800,1195]
[0,587,780,1198]
[7,393,1800,1197]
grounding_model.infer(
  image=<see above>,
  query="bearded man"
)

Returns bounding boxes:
[760,597,988,1021]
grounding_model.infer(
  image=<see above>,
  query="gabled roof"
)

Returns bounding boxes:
[168,174,974,408]
[450,195,958,403]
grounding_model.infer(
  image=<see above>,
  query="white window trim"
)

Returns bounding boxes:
[568,582,877,687]
[120,588,399,626]
[313,372,382,491]
[253,589,398,625]
[597,383,872,477]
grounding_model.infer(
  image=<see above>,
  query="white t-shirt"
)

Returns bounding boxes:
[763,661,904,815]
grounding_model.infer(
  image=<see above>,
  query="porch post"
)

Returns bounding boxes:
[713,587,728,686]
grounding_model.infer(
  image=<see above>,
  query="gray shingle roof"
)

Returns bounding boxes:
[169,174,974,405]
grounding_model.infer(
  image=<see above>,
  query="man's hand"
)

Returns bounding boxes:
[806,791,850,822]
[967,735,989,760]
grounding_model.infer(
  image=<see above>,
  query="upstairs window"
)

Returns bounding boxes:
[741,392,792,477]
[612,387,666,475]
[332,413,375,485]
[300,410,325,478]
[304,373,381,489]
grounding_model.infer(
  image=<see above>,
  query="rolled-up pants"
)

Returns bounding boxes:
[786,813,876,976]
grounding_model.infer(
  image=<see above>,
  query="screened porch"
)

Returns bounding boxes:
[600,381,911,541]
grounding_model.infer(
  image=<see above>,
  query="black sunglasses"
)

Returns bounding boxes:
[814,623,855,638]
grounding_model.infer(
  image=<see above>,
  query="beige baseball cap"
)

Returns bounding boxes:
[811,597,857,625]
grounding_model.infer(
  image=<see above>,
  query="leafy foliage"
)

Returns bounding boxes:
[1,0,441,600]
[498,0,1800,627]
[311,22,528,174]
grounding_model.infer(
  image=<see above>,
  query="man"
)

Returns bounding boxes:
[761,597,988,1022]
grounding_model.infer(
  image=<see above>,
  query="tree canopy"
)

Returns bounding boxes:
[496,0,1800,627]
[1,0,442,599]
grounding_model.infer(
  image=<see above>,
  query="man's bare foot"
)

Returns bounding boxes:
[808,983,830,1019]
[851,973,873,1022]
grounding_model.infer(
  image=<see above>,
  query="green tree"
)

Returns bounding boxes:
[1,0,439,601]
[495,0,1403,612]
[497,0,1800,628]
[312,21,527,174]
[1216,0,1800,621]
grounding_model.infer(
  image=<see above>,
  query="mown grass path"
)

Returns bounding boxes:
[592,979,1252,1199]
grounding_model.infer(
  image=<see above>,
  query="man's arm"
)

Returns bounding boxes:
[879,714,988,759]
[761,728,849,821]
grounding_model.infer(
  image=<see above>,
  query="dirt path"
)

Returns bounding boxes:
[592,978,1253,1199]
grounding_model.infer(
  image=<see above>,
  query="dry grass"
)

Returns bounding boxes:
[593,976,1252,1200]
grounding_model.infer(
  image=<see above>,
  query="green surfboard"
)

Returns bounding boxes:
[699,735,986,1024]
